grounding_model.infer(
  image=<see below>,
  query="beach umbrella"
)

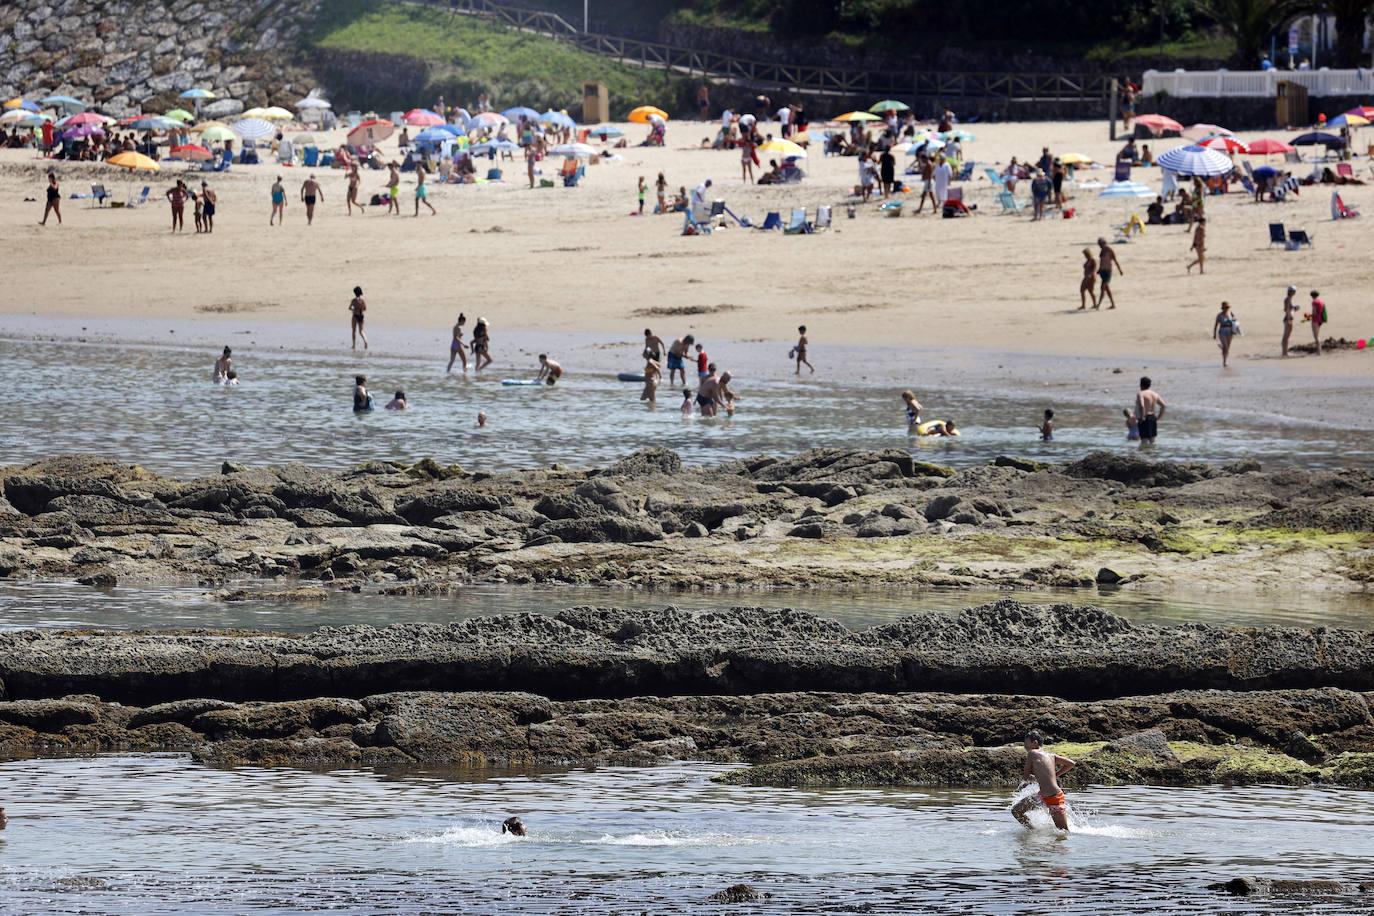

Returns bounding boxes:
[1059,152,1093,165]
[243,106,293,121]
[938,129,977,142]
[118,114,148,126]
[0,108,40,125]
[180,88,216,100]
[906,136,944,155]
[1344,105,1374,119]
[403,108,444,126]
[1133,114,1183,135]
[1325,113,1369,129]
[758,138,807,158]
[541,110,575,129]
[1291,131,1343,150]
[296,96,332,110]
[170,143,212,161]
[232,117,275,140]
[42,95,86,113]
[548,142,596,157]
[588,125,623,139]
[18,114,52,129]
[1246,138,1294,155]
[4,98,41,111]
[1252,165,1279,179]
[1199,135,1248,154]
[164,108,196,122]
[62,124,105,140]
[466,111,507,131]
[868,100,909,113]
[1181,122,1232,141]
[501,106,541,122]
[188,120,229,132]
[468,138,519,155]
[347,118,394,145]
[434,122,465,136]
[197,125,237,142]
[1097,180,1155,199]
[628,105,668,123]
[414,126,455,143]
[295,132,317,147]
[108,151,160,171]
[1154,144,1233,177]
[834,110,881,122]
[129,115,183,131]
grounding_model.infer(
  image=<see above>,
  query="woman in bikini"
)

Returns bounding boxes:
[447,313,468,373]
[471,317,492,370]
[1078,248,1097,309]
[349,286,368,351]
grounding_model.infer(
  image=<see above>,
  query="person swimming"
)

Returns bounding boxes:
[385,390,408,410]
[501,816,526,836]
[917,418,959,437]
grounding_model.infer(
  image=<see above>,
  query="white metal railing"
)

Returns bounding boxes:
[1143,68,1374,97]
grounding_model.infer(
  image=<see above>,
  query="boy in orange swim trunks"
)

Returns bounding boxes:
[1012,730,1076,831]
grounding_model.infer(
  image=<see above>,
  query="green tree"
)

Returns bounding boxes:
[1206,0,1310,64]
[1324,0,1374,67]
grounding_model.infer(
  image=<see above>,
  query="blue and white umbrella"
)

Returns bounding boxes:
[1097,180,1155,199]
[502,106,540,122]
[1154,144,1233,177]
[42,95,85,113]
[588,125,623,139]
[541,110,575,129]
[468,138,520,155]
[232,117,275,140]
[129,115,184,131]
[414,126,455,143]
[435,123,465,136]
[179,88,216,99]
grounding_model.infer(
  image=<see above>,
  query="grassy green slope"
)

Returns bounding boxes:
[306,0,688,116]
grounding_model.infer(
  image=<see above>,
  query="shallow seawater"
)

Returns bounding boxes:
[2,579,1372,632]
[0,754,1368,914]
[2,336,1372,475]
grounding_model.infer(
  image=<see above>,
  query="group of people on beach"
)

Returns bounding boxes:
[637,329,741,416]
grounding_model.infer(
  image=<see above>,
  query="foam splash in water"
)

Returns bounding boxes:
[587,830,759,848]
[403,825,527,847]
[1007,784,1156,838]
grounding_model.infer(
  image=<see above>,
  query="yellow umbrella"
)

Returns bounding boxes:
[834,111,881,122]
[758,139,806,158]
[4,97,31,109]
[164,108,195,121]
[188,121,229,132]
[244,106,294,120]
[628,105,668,123]
[1059,153,1094,165]
[108,151,161,171]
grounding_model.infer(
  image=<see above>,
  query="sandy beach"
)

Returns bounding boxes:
[3,116,1372,427]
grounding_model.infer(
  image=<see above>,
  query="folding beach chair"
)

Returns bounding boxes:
[995,190,1024,214]
[681,207,712,235]
[757,211,782,230]
[212,148,232,172]
[1287,228,1314,248]
[942,186,971,216]
[984,167,1006,189]
[1284,150,1302,164]
[814,205,831,230]
[783,208,810,234]
[1239,174,1256,195]
[1332,192,1360,219]
[1114,160,1132,182]
[1336,162,1355,180]
[955,162,974,181]
[1267,223,1286,246]
[486,168,502,181]
[562,164,585,187]
[704,199,725,222]
[89,184,109,207]
[127,186,150,207]
[303,146,319,167]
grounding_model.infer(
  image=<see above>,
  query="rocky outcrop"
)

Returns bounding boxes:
[2,450,1371,594]
[0,0,324,115]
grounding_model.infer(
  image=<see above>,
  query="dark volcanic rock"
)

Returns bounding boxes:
[396,486,505,524]
[598,447,682,477]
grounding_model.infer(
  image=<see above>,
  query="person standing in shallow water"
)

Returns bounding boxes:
[1135,376,1165,445]
[1012,730,1075,831]
[349,286,368,351]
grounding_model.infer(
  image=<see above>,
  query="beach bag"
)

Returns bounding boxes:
[1321,303,1329,323]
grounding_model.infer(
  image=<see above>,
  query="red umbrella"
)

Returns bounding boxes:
[1133,114,1183,135]
[1344,105,1374,119]
[66,111,110,126]
[1199,135,1248,154]
[403,109,443,126]
[347,118,394,145]
[170,143,212,161]
[1246,138,1294,155]
[118,113,147,126]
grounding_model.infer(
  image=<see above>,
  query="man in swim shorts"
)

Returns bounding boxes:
[300,174,324,226]
[1135,376,1165,445]
[536,354,562,385]
[695,363,721,416]
[666,334,695,387]
[414,164,436,216]
[387,161,401,215]
[200,180,217,233]
[1095,237,1122,309]
[1012,730,1076,831]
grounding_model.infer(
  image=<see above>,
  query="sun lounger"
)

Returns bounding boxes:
[562,163,585,187]
[984,167,1006,189]
[1288,228,1314,248]
[783,208,810,234]
[1267,223,1287,246]
[995,190,1024,214]
[1284,150,1302,163]
[212,148,231,172]
[127,186,150,207]
[1336,162,1355,180]
[757,211,782,230]
[1332,191,1360,219]
[814,205,831,230]
[955,162,974,181]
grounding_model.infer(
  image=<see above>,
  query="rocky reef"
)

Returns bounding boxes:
[1,603,1372,787]
[2,449,1372,594]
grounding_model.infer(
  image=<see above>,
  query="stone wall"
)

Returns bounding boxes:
[0,0,323,117]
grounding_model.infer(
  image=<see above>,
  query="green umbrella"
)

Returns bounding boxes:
[868,100,910,113]
[165,108,195,122]
[198,125,237,142]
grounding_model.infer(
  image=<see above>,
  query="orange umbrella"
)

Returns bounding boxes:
[170,144,212,162]
[1133,114,1183,135]
[628,106,667,123]
[108,151,161,170]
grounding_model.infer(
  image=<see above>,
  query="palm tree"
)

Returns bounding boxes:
[1207,0,1311,65]
[1324,0,1374,67]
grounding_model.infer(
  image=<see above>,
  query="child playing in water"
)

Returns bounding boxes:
[680,389,693,416]
[1038,409,1054,441]
[695,342,709,380]
[1123,408,1140,440]
[794,325,814,374]
[1012,730,1076,831]
[536,354,562,385]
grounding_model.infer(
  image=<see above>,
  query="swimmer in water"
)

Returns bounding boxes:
[921,418,959,437]
[502,816,526,836]
[477,411,488,427]
[1038,408,1054,441]
[214,347,233,382]
[224,370,238,387]
[1012,730,1076,831]
[680,388,693,416]
[0,806,7,829]
[352,375,373,412]
[385,390,409,410]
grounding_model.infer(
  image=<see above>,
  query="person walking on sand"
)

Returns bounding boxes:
[1281,285,1299,357]
[269,175,286,226]
[447,313,468,373]
[414,165,436,216]
[346,165,362,215]
[200,180,217,233]
[387,161,401,215]
[1213,301,1239,368]
[165,179,189,232]
[40,170,61,226]
[300,174,324,225]
[1186,217,1206,274]
[1095,238,1122,309]
[1308,290,1326,355]
[348,286,368,351]
[1011,730,1076,831]
[794,325,814,374]
[1078,247,1097,309]
[666,334,695,387]
[914,155,937,213]
[1135,376,1165,445]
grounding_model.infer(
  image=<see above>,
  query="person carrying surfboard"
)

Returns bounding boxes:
[1011,730,1076,831]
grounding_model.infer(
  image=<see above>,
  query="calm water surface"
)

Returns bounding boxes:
[0,755,1368,914]
[3,337,1372,475]
[2,580,1372,632]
